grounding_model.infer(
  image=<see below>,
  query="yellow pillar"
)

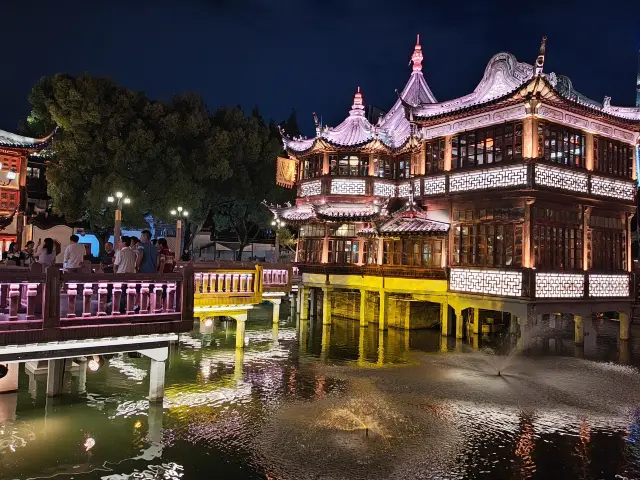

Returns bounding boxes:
[300,287,309,320]
[574,315,584,346]
[455,308,463,339]
[379,290,389,331]
[234,348,244,381]
[444,135,452,171]
[235,314,247,349]
[440,303,450,336]
[358,326,366,365]
[471,308,480,335]
[377,329,385,366]
[322,287,332,325]
[270,299,281,324]
[359,289,368,327]
[321,324,331,360]
[299,316,308,354]
[619,312,630,341]
[440,335,448,352]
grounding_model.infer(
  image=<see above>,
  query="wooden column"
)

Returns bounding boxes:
[377,238,384,266]
[444,135,453,171]
[523,117,534,159]
[627,213,634,272]
[583,206,592,271]
[368,153,375,176]
[420,142,426,175]
[448,201,455,267]
[633,142,638,182]
[523,199,535,268]
[322,224,329,263]
[585,132,594,171]
[322,152,330,175]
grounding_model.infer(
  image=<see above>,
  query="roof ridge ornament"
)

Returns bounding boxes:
[350,86,365,116]
[535,36,547,76]
[410,34,423,72]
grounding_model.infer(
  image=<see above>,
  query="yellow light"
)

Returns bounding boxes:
[170,209,177,215]
[134,420,142,429]
[115,191,124,199]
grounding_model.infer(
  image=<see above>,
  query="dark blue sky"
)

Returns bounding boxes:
[2,0,639,135]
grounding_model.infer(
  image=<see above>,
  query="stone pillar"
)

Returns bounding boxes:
[299,315,308,354]
[290,293,296,319]
[270,298,281,324]
[377,329,385,366]
[300,287,309,320]
[309,288,317,317]
[379,290,389,331]
[359,289,368,327]
[272,322,279,345]
[619,338,631,364]
[76,357,87,395]
[234,348,244,381]
[471,308,481,335]
[440,335,448,352]
[149,359,166,403]
[321,324,331,360]
[46,359,66,397]
[358,326,366,365]
[619,312,630,341]
[574,315,584,345]
[147,403,164,444]
[455,308,463,339]
[235,314,248,349]
[322,287,332,325]
[440,303,450,336]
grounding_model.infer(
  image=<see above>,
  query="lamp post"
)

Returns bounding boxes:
[107,191,131,247]
[170,207,189,256]
[271,217,285,262]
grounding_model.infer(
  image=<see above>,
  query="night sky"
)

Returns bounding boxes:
[2,0,639,135]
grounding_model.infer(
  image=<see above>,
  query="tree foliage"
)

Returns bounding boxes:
[25,74,293,256]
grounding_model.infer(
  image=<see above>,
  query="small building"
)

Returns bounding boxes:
[0,129,54,250]
[269,37,639,340]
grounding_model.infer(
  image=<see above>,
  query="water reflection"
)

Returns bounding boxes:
[0,304,638,479]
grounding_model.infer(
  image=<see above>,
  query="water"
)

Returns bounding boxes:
[1,303,639,479]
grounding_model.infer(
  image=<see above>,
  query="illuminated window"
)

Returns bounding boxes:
[533,206,583,270]
[381,238,442,267]
[593,136,633,178]
[425,139,445,173]
[537,121,585,168]
[363,239,378,264]
[372,155,396,179]
[397,154,411,179]
[327,239,359,264]
[329,154,369,177]
[452,121,523,169]
[589,215,625,272]
[301,155,323,179]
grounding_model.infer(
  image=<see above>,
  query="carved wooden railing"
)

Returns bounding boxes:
[0,265,195,347]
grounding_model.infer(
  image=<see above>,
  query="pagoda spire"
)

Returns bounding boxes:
[350,86,365,116]
[411,34,423,72]
[535,36,547,76]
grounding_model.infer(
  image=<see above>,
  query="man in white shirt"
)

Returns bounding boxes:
[63,235,86,272]
[114,236,137,274]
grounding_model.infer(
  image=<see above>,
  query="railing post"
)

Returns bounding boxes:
[112,283,122,316]
[43,265,61,328]
[26,283,39,320]
[255,265,264,294]
[181,264,194,321]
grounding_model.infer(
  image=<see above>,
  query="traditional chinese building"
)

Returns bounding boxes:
[271,37,640,343]
[0,129,54,251]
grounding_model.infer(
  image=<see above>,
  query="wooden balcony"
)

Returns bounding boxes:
[297,263,447,280]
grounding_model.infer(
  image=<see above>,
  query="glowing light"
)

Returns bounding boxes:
[123,198,131,205]
[535,164,588,193]
[330,179,366,195]
[183,211,188,217]
[449,165,527,192]
[171,209,177,215]
[204,319,213,327]
[134,420,142,429]
[588,274,630,297]
[535,273,584,298]
[6,170,16,180]
[107,196,115,203]
[590,175,635,201]
[177,206,183,212]
[88,359,100,372]
[84,437,95,451]
[300,180,322,197]
[449,268,523,296]
[115,191,123,199]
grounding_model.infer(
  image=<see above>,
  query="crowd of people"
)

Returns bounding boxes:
[3,229,179,275]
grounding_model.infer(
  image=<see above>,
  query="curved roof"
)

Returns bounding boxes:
[0,128,57,150]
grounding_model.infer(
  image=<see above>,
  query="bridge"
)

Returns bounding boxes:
[0,262,293,402]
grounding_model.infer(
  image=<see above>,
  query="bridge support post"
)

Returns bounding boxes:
[269,298,281,324]
[440,303,450,336]
[619,312,630,341]
[76,357,87,395]
[309,288,317,318]
[321,324,331,360]
[359,289,368,327]
[379,290,388,331]
[455,308,463,339]
[300,287,309,320]
[574,315,584,346]
[322,288,332,325]
[140,346,169,403]
[235,314,248,349]
[46,359,66,397]
[471,308,481,335]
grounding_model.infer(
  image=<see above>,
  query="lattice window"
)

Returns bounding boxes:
[590,175,635,201]
[534,164,588,193]
[398,182,411,198]
[0,156,19,171]
[535,273,584,298]
[373,182,395,197]
[300,180,322,197]
[0,191,18,211]
[448,165,527,193]
[588,274,629,298]
[330,179,366,195]
[423,176,446,195]
[449,268,523,297]
[413,179,421,196]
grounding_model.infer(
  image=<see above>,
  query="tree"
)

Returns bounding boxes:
[207,106,292,260]
[279,109,301,138]
[26,74,231,251]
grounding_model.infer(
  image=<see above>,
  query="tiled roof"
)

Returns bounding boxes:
[359,202,450,237]
[0,128,57,150]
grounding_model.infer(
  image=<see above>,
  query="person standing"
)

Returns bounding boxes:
[157,238,176,273]
[136,230,158,273]
[101,242,115,273]
[36,238,57,267]
[114,236,137,274]
[63,234,86,273]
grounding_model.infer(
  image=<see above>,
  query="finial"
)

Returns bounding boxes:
[312,112,320,134]
[411,34,423,72]
[350,86,365,115]
[535,36,547,76]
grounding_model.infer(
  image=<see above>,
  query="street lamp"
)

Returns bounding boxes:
[271,217,285,262]
[170,207,189,256]
[107,191,131,247]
